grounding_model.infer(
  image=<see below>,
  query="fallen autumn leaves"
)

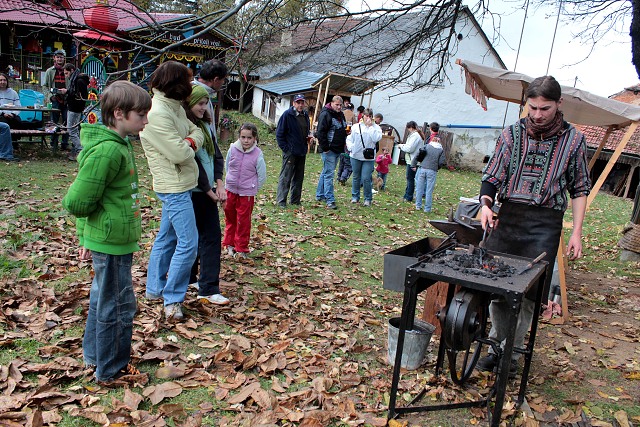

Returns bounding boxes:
[1,148,639,426]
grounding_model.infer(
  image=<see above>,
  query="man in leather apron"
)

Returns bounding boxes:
[476,76,591,376]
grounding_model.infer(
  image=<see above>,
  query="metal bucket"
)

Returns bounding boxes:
[387,317,435,370]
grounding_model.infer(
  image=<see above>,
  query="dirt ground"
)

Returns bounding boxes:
[392,269,640,427]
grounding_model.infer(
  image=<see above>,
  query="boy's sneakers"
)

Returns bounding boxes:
[351,198,359,204]
[198,294,230,305]
[363,200,371,207]
[326,202,338,210]
[226,246,235,257]
[164,303,184,321]
[96,364,148,388]
[234,252,248,259]
[145,291,162,301]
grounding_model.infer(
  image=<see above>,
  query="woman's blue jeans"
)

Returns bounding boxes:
[83,251,136,381]
[403,165,417,201]
[146,191,198,305]
[350,158,375,202]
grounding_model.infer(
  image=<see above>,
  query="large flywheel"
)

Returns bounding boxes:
[438,290,488,385]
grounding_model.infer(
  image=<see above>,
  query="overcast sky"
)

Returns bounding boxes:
[347,0,639,98]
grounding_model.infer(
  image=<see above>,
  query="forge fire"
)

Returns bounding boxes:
[425,249,518,279]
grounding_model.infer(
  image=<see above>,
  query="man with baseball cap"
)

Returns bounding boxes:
[42,49,69,151]
[275,93,310,207]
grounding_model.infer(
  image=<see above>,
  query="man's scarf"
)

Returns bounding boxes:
[525,110,564,140]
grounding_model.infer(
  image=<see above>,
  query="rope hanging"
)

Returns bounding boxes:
[502,0,530,127]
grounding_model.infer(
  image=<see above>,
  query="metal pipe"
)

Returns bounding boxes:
[444,124,504,129]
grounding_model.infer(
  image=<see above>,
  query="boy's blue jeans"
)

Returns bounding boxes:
[146,191,198,305]
[83,251,136,382]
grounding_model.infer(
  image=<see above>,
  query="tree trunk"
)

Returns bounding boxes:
[633,0,640,78]
[630,0,640,226]
[238,78,246,113]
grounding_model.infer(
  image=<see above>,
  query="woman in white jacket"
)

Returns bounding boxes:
[139,61,204,322]
[397,121,424,202]
[346,108,382,206]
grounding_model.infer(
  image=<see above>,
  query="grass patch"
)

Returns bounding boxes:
[1,112,638,425]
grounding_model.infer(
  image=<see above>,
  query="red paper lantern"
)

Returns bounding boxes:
[84,4,119,34]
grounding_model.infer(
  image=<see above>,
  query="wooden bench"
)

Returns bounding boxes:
[11,128,68,147]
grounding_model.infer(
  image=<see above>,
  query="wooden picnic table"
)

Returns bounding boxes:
[1,105,66,146]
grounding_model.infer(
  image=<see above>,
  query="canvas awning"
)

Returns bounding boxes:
[457,59,640,128]
[457,58,640,323]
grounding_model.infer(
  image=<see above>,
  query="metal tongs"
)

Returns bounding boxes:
[477,224,493,262]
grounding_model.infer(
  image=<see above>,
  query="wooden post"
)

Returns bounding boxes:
[623,166,638,199]
[312,78,330,153]
[421,282,449,335]
[557,230,569,322]
[587,122,639,208]
[587,125,614,172]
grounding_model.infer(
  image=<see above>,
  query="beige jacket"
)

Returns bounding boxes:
[140,89,204,193]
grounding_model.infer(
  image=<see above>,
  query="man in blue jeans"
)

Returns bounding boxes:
[315,95,347,210]
[0,122,19,161]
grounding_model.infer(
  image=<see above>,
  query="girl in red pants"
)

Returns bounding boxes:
[223,123,267,258]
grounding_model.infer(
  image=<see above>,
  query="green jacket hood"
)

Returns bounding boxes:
[80,123,128,151]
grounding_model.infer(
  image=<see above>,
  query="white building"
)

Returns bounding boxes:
[252,7,519,171]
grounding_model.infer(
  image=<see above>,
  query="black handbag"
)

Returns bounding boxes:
[359,125,375,159]
[415,146,427,163]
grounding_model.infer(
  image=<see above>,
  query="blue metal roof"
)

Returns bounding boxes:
[255,71,323,95]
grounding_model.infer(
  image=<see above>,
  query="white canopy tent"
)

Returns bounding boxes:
[456,59,640,321]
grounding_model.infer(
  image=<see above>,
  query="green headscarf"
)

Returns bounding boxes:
[188,84,215,157]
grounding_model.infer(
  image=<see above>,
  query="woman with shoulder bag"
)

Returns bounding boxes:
[397,121,424,202]
[345,108,382,206]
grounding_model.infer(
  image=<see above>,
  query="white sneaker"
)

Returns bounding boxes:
[371,189,378,194]
[234,252,248,259]
[198,294,230,305]
[164,303,184,321]
[189,282,199,291]
[226,246,235,256]
[351,198,359,204]
[363,200,371,207]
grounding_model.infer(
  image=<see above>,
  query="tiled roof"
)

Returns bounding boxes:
[0,0,195,32]
[577,87,640,157]
[287,11,453,77]
[261,17,361,55]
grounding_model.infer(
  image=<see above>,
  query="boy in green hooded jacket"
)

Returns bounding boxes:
[62,81,151,386]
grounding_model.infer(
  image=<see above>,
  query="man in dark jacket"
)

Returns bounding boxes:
[275,93,310,207]
[315,95,347,210]
[63,63,89,161]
